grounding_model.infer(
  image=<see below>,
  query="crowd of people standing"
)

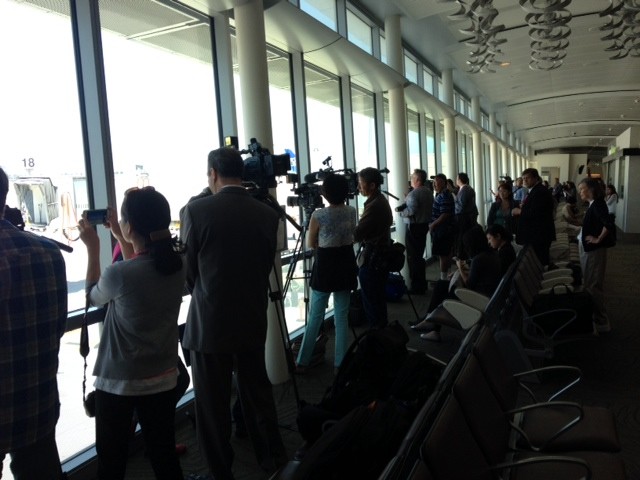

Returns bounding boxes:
[1,152,620,479]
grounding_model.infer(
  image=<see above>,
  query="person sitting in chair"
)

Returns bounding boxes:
[411,224,502,342]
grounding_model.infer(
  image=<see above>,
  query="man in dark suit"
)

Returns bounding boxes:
[512,168,556,266]
[180,147,287,480]
[454,172,479,258]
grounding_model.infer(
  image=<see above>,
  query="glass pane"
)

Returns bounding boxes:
[98,0,218,226]
[0,0,87,314]
[404,54,418,83]
[439,120,448,174]
[352,86,377,172]
[347,9,372,54]
[230,37,298,251]
[305,65,344,174]
[380,34,387,64]
[423,68,434,94]
[426,116,436,177]
[300,0,336,30]
[408,110,420,172]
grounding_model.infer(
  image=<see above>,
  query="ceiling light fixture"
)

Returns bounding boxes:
[599,0,640,59]
[520,0,572,71]
[443,0,507,73]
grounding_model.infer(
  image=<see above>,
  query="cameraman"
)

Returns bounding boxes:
[396,169,433,294]
[295,174,358,373]
[354,167,393,328]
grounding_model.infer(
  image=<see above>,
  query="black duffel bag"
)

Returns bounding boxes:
[531,284,594,335]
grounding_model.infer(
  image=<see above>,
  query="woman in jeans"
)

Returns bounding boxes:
[78,187,185,480]
[295,174,358,373]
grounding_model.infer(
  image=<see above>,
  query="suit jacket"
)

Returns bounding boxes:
[581,198,615,252]
[515,182,556,246]
[455,184,479,226]
[180,186,279,354]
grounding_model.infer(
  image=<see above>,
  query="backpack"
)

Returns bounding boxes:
[297,322,410,443]
[293,399,417,480]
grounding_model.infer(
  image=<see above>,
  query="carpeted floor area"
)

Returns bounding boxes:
[124,233,640,479]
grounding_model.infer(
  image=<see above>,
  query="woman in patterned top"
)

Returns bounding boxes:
[295,174,358,373]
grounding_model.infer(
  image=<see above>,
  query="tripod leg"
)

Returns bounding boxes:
[396,271,422,323]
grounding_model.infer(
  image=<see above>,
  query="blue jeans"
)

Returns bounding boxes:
[358,265,388,329]
[296,288,351,368]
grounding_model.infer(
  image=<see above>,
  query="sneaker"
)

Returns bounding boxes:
[420,330,441,342]
[594,321,611,334]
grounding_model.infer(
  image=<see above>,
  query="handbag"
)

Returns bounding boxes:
[370,241,406,272]
[79,298,96,417]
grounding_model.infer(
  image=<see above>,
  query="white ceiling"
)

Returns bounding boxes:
[357,0,640,154]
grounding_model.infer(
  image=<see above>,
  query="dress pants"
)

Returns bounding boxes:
[405,223,428,291]
[95,388,182,480]
[190,348,287,480]
[579,242,609,326]
[358,264,388,329]
[530,239,552,266]
[297,288,350,368]
[1,431,62,480]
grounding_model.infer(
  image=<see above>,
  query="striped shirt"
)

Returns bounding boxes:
[431,190,455,226]
[0,220,67,451]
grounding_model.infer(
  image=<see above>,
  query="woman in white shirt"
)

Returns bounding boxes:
[605,184,618,216]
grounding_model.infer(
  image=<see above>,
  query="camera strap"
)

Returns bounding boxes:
[79,298,90,402]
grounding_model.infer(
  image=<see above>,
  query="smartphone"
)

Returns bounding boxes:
[85,209,108,226]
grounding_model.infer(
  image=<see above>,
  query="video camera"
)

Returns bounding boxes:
[285,156,359,215]
[226,136,291,190]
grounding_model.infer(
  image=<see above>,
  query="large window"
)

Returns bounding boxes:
[408,110,420,172]
[99,0,218,224]
[0,0,87,314]
[423,68,434,95]
[425,115,436,177]
[347,8,372,54]
[300,0,337,30]
[439,121,448,175]
[404,54,418,84]
[1,2,89,466]
[305,65,344,173]
[351,85,377,172]
[231,38,298,248]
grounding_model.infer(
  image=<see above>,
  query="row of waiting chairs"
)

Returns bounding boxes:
[380,242,623,479]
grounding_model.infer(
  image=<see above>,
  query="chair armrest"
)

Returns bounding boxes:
[507,401,584,451]
[269,460,302,479]
[513,365,582,402]
[442,300,483,330]
[454,288,490,312]
[539,277,574,290]
[491,455,591,480]
[524,308,577,339]
[542,268,573,279]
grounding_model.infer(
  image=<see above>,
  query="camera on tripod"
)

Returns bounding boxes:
[286,156,360,215]
[225,136,291,190]
[286,182,324,212]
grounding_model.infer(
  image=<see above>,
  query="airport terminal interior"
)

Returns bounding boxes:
[1,0,640,478]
